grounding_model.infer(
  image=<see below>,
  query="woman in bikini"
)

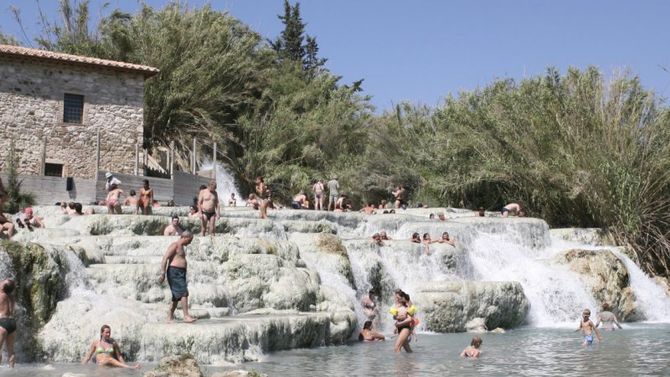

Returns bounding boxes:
[255,177,270,219]
[82,324,139,369]
[137,180,154,215]
[390,290,418,353]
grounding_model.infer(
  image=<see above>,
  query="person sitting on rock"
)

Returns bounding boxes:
[360,203,376,215]
[460,336,483,358]
[16,207,44,231]
[124,190,138,207]
[163,216,185,236]
[291,191,308,209]
[82,324,139,369]
[358,320,385,342]
[595,303,623,331]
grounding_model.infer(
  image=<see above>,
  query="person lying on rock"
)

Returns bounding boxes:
[358,320,385,342]
[595,303,623,331]
[82,324,140,369]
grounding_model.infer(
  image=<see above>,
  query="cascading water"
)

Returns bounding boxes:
[612,249,670,322]
[199,161,244,206]
[468,232,597,327]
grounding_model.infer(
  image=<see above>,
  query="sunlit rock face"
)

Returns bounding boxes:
[554,248,641,321]
[415,281,529,332]
[4,204,668,364]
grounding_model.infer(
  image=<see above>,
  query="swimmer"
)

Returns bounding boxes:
[358,320,385,342]
[460,336,483,358]
[595,303,623,331]
[576,308,602,346]
[379,230,391,240]
[371,233,384,246]
[411,232,421,243]
[82,324,140,369]
[437,232,455,246]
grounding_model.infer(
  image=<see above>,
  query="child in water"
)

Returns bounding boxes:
[460,336,483,358]
[576,308,602,346]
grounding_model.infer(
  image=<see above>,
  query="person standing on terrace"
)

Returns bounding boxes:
[137,180,154,215]
[159,231,197,323]
[327,175,340,211]
[198,180,220,236]
[313,179,325,211]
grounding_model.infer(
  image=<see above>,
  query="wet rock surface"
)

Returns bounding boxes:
[3,204,666,365]
[554,248,641,321]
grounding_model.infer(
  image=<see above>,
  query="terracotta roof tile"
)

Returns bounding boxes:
[0,44,159,77]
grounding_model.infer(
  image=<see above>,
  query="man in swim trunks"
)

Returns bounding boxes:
[576,308,601,346]
[327,175,339,211]
[198,180,220,236]
[159,231,196,323]
[0,279,17,367]
[595,303,623,331]
[163,216,185,236]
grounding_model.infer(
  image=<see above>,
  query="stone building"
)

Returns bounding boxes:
[0,44,158,178]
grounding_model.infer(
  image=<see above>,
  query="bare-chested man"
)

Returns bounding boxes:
[595,303,623,331]
[198,180,220,236]
[0,279,17,367]
[163,216,185,236]
[159,232,196,323]
[501,202,524,217]
[124,190,138,206]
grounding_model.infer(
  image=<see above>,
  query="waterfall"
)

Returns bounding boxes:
[199,161,244,206]
[468,232,597,327]
[612,249,670,322]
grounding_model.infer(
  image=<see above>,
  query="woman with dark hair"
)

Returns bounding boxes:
[358,320,385,342]
[411,233,421,243]
[82,325,139,369]
[390,290,418,353]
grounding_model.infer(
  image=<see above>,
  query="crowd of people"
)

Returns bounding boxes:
[0,172,600,369]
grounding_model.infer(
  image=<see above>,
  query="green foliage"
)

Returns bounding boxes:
[3,139,35,214]
[6,2,670,277]
[270,0,326,74]
[1,241,67,359]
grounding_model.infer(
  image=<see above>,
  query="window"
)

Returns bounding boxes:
[63,93,84,123]
[44,163,64,177]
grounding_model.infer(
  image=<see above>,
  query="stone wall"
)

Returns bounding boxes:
[0,56,145,178]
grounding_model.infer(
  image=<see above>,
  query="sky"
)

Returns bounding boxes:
[2,0,670,112]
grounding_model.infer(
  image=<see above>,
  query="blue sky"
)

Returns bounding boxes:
[2,0,670,111]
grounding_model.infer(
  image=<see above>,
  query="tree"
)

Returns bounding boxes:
[270,0,326,74]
